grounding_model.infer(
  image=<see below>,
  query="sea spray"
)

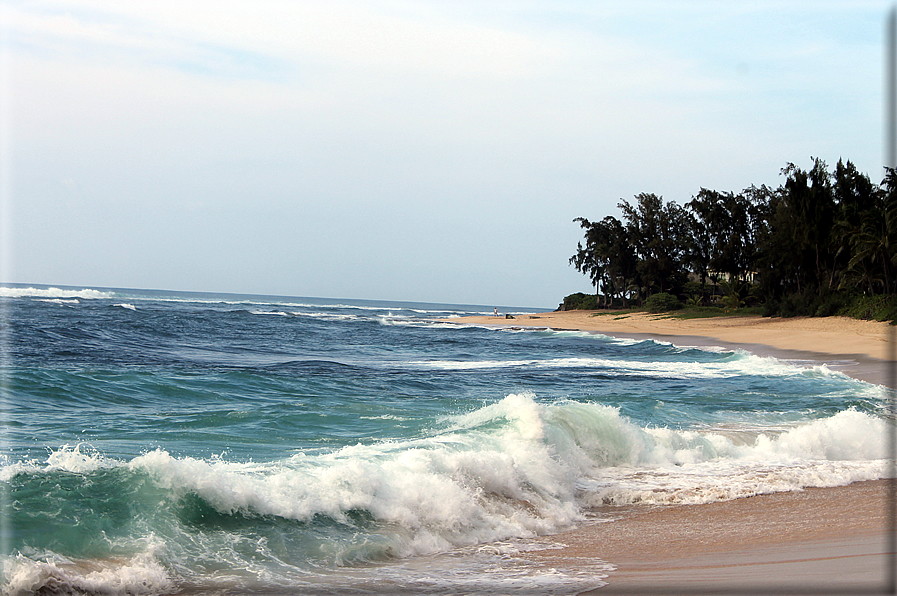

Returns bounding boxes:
[125,393,586,557]
[2,552,173,596]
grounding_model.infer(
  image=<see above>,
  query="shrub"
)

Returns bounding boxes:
[761,300,780,318]
[777,293,806,318]
[811,291,848,318]
[839,294,897,323]
[561,292,598,310]
[645,292,682,313]
[682,280,703,296]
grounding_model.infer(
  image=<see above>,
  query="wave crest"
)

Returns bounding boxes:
[2,552,172,596]
[0,287,114,300]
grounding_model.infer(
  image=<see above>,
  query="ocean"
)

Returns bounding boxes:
[0,285,890,595]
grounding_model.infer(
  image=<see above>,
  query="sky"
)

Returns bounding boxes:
[1,1,893,308]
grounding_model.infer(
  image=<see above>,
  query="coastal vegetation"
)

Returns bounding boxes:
[568,158,897,322]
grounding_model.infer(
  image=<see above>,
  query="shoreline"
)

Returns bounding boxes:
[445,311,895,387]
[537,480,895,595]
[443,310,897,593]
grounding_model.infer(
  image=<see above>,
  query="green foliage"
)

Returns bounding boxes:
[645,292,682,313]
[662,305,764,319]
[683,280,704,296]
[685,294,703,307]
[569,216,637,307]
[682,280,707,306]
[687,188,759,283]
[838,294,897,323]
[758,290,862,319]
[561,292,598,310]
[811,291,849,318]
[618,193,690,297]
[569,157,897,323]
[718,278,754,310]
[777,293,805,318]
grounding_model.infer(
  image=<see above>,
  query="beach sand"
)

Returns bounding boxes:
[443,311,896,594]
[539,480,894,595]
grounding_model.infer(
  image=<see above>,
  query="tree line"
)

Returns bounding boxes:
[569,158,897,319]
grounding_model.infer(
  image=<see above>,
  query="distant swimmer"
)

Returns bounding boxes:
[494,308,498,317]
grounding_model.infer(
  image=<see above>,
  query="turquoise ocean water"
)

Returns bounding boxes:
[0,285,891,594]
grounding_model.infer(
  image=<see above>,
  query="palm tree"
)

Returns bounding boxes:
[849,170,897,294]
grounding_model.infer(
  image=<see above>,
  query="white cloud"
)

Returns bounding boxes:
[4,0,892,305]
[11,1,567,81]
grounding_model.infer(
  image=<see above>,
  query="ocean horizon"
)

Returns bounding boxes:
[0,282,552,316]
[0,284,890,594]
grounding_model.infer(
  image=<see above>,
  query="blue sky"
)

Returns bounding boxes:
[1,1,892,308]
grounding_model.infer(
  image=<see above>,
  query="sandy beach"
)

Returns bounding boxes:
[540,480,894,595]
[444,310,896,594]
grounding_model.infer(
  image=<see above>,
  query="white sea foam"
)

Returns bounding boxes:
[0,445,120,481]
[574,406,890,506]
[9,289,483,319]
[440,329,875,384]
[3,394,890,594]
[409,358,533,370]
[378,318,483,330]
[127,414,583,560]
[114,303,137,311]
[403,351,857,381]
[2,550,172,596]
[46,444,120,474]
[333,539,612,595]
[359,414,415,421]
[578,459,887,507]
[237,300,482,317]
[108,395,890,558]
[377,316,416,326]
[675,344,733,353]
[0,287,113,300]
[286,311,361,321]
[5,400,888,519]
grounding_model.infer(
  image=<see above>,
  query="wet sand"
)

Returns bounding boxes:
[539,480,895,595]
